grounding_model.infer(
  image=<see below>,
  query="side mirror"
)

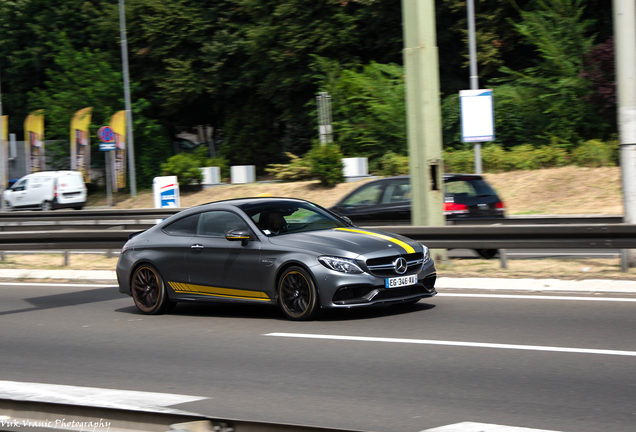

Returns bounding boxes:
[226,229,251,246]
[341,216,353,226]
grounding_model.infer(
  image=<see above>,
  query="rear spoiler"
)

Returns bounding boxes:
[128,230,146,240]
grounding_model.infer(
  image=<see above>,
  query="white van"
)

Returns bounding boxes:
[3,171,87,211]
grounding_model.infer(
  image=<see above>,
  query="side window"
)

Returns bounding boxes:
[197,211,249,237]
[12,179,26,191]
[163,214,200,236]
[382,181,412,204]
[342,183,384,206]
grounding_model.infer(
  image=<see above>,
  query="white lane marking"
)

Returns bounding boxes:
[438,293,636,302]
[265,333,636,357]
[505,252,618,257]
[422,422,560,432]
[0,282,117,288]
[0,381,208,414]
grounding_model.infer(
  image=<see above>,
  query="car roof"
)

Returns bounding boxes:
[173,197,314,215]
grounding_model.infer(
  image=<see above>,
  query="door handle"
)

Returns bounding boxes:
[191,244,204,250]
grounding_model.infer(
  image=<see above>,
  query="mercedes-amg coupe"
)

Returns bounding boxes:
[116,198,437,320]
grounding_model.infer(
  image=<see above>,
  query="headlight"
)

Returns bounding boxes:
[421,244,431,263]
[318,256,363,274]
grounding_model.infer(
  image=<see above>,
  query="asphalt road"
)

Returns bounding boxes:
[1,282,635,432]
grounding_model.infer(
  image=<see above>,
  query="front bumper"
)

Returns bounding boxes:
[315,258,437,308]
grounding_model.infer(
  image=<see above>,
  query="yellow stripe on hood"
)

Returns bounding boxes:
[335,228,415,254]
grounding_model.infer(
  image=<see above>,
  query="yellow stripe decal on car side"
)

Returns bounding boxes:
[167,282,271,301]
[335,228,415,254]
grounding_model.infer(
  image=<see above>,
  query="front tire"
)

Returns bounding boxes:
[131,264,174,314]
[278,266,319,321]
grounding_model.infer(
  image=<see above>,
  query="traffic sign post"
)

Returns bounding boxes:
[98,126,115,206]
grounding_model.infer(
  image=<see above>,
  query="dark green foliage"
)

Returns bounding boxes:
[219,97,283,173]
[131,100,174,189]
[0,0,617,184]
[161,153,203,186]
[315,58,406,158]
[495,0,597,147]
[375,151,409,177]
[306,142,344,187]
[27,35,172,189]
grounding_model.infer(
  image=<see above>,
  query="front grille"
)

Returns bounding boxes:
[332,281,436,306]
[366,252,424,277]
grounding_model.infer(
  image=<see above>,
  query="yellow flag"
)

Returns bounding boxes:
[70,107,93,183]
[24,110,45,173]
[110,111,126,190]
[2,115,8,187]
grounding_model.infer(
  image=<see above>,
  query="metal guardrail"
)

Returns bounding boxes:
[0,208,625,225]
[0,208,181,223]
[385,224,636,249]
[0,224,635,251]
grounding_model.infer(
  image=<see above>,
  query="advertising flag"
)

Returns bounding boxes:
[24,110,45,173]
[70,107,93,183]
[1,115,7,188]
[110,110,126,190]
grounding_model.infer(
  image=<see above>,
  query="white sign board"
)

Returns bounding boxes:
[460,89,495,142]
[153,175,180,208]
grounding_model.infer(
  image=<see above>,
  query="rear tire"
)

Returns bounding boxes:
[278,266,319,321]
[41,200,52,211]
[131,264,175,314]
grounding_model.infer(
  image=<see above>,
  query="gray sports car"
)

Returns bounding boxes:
[116,198,437,320]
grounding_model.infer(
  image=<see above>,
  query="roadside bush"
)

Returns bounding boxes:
[161,153,203,186]
[445,143,575,173]
[377,151,409,176]
[482,145,509,172]
[265,152,313,181]
[205,156,230,181]
[306,142,345,187]
[506,144,541,170]
[531,142,569,168]
[443,148,473,173]
[571,139,618,167]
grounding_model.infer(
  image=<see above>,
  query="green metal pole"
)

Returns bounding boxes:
[401,0,446,261]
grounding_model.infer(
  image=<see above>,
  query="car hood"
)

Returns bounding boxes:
[267,227,422,259]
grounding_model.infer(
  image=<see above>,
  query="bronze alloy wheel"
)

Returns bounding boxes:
[278,266,318,320]
[131,265,174,314]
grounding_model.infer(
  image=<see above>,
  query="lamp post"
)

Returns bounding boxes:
[467,0,482,174]
[119,0,137,197]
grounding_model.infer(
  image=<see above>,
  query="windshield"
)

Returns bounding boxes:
[239,200,348,236]
[445,178,497,198]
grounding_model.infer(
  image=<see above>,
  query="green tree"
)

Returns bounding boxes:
[493,0,598,147]
[0,0,114,133]
[28,35,172,188]
[315,58,407,159]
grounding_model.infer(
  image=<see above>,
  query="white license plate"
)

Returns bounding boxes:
[385,275,418,288]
